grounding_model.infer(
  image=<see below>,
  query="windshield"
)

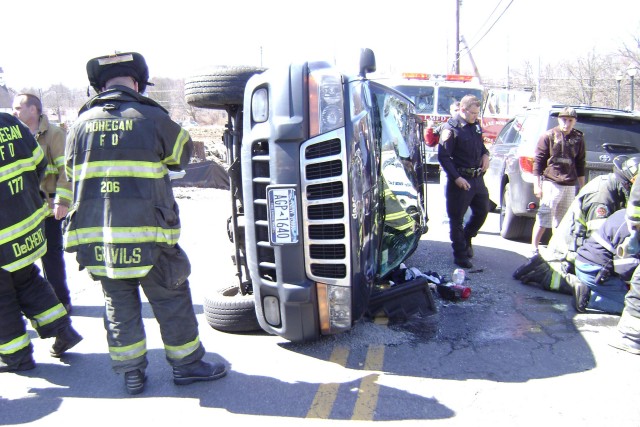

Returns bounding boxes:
[371,86,424,277]
[393,83,484,117]
[436,87,483,114]
[392,85,435,114]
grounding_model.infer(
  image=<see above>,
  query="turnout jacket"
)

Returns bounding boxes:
[547,172,630,260]
[627,177,640,225]
[0,113,49,272]
[576,209,638,281]
[63,86,193,279]
[35,114,72,207]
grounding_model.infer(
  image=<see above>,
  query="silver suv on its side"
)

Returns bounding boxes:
[485,104,640,240]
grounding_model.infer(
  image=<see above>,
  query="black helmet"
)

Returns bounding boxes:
[613,154,640,185]
[86,52,152,94]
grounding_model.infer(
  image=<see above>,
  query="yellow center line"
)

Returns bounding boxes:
[352,316,387,421]
[306,345,350,419]
[306,316,388,421]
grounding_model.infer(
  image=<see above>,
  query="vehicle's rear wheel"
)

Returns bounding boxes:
[203,285,262,332]
[185,66,266,110]
[500,183,533,240]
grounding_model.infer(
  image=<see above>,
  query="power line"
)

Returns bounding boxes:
[457,0,515,62]
[467,0,505,44]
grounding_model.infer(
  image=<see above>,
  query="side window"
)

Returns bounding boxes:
[519,113,541,147]
[495,122,515,146]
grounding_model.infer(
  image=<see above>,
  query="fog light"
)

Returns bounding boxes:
[263,295,280,326]
[251,88,268,123]
[317,282,351,335]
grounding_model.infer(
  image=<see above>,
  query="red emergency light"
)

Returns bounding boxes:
[401,72,430,80]
[445,74,474,82]
[401,72,476,83]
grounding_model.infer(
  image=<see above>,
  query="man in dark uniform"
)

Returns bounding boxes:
[64,52,226,394]
[437,95,490,268]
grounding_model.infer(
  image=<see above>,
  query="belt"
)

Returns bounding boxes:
[457,167,483,178]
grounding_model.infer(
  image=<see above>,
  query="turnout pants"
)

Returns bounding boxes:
[616,266,640,347]
[446,175,490,257]
[0,264,70,367]
[99,245,205,374]
[42,216,70,306]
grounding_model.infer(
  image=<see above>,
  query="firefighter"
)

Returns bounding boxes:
[514,154,640,292]
[0,113,82,373]
[64,52,226,394]
[12,93,73,313]
[547,154,640,263]
[610,178,640,355]
[573,209,635,314]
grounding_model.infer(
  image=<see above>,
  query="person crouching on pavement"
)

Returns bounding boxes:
[437,95,491,268]
[0,113,82,373]
[573,209,635,314]
[63,52,226,394]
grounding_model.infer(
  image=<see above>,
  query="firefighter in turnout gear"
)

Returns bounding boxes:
[609,177,640,355]
[514,154,640,298]
[0,113,82,373]
[12,93,73,312]
[64,52,226,394]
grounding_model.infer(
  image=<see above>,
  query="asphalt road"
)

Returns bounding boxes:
[2,182,639,427]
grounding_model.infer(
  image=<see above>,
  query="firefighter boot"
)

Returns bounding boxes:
[572,279,591,313]
[0,357,36,373]
[173,360,227,385]
[50,325,83,358]
[124,369,146,395]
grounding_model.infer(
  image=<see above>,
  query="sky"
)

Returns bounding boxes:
[1,0,639,92]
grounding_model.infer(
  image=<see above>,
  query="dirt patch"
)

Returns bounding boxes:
[186,125,226,164]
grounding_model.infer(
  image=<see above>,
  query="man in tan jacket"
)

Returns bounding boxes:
[12,94,73,312]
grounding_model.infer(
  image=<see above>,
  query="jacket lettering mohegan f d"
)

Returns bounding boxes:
[63,86,193,279]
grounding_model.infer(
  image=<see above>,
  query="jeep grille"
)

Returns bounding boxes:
[248,131,350,285]
[301,135,350,284]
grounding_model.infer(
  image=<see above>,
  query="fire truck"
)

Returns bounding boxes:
[390,73,484,175]
[481,86,534,144]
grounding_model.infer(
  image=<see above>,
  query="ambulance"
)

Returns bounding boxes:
[391,73,484,175]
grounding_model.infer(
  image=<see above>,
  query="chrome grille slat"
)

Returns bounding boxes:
[301,130,350,286]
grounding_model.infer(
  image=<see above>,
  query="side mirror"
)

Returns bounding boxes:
[359,48,376,78]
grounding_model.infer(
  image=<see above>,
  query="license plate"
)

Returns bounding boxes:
[267,187,299,245]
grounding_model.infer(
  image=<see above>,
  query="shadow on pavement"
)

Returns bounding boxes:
[282,239,600,384]
[0,349,454,423]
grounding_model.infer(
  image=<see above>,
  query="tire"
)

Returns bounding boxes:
[500,183,533,240]
[184,66,266,110]
[203,285,262,332]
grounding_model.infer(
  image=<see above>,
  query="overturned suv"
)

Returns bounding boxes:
[185,49,435,342]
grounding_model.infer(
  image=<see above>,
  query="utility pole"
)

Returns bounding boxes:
[455,0,460,74]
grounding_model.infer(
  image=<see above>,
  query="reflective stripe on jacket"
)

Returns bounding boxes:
[64,87,193,279]
[0,114,49,272]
